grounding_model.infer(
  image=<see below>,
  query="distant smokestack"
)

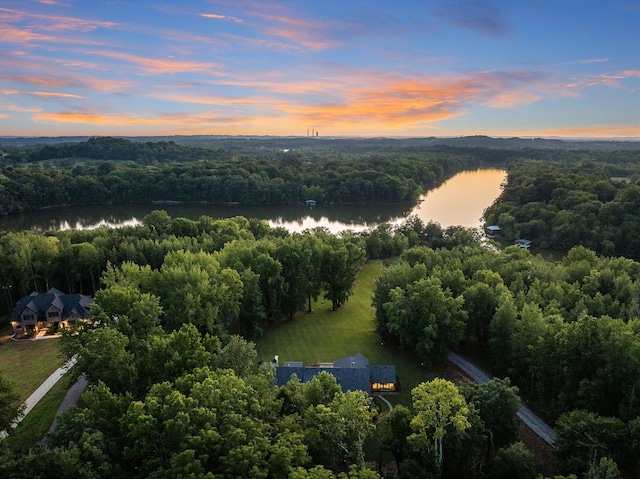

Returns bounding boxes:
[307,129,309,137]
[312,129,314,136]
[316,131,318,137]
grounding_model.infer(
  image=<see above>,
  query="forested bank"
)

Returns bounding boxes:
[484,153,640,258]
[0,137,510,217]
[1,212,639,477]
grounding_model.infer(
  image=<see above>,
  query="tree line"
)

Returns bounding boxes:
[0,151,479,216]
[484,156,640,258]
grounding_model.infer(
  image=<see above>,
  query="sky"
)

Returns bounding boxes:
[0,0,639,138]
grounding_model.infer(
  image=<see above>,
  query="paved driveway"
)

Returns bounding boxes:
[448,351,557,445]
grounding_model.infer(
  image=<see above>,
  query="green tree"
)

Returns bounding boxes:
[319,235,366,310]
[461,378,520,454]
[488,291,517,375]
[380,404,412,473]
[585,457,622,479]
[409,379,471,474]
[274,235,313,319]
[555,410,626,476]
[307,390,376,470]
[488,442,536,479]
[120,367,308,478]
[211,334,257,378]
[383,276,466,364]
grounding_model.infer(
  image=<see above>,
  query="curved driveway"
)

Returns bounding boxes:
[447,351,557,445]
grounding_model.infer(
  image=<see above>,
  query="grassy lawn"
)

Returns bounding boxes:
[6,375,70,449]
[0,339,65,405]
[256,262,435,407]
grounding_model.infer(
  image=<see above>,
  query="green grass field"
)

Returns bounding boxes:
[6,375,70,449]
[256,262,435,406]
[0,339,65,405]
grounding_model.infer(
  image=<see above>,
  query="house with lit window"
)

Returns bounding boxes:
[274,353,397,395]
[10,287,93,334]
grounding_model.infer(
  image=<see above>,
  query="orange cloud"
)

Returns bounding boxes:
[484,90,542,108]
[286,72,542,127]
[32,110,261,129]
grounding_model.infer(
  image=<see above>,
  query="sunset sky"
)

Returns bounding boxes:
[1,0,638,138]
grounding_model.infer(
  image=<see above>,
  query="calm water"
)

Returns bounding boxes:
[0,169,506,234]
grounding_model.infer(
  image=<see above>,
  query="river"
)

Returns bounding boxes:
[0,169,506,234]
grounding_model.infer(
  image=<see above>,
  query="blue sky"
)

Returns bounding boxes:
[0,0,638,137]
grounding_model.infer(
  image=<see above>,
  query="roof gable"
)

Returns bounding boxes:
[11,289,93,321]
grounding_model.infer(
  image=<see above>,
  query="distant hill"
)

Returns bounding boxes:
[1,134,639,151]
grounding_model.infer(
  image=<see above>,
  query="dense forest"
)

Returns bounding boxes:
[1,136,637,220]
[1,137,640,477]
[0,137,506,216]
[0,211,638,477]
[484,157,640,258]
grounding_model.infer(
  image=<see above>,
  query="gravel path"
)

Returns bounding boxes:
[447,351,557,445]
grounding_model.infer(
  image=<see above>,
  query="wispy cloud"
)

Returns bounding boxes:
[435,1,511,36]
[30,0,71,6]
[199,12,243,23]
[1,87,86,99]
[0,25,56,43]
[82,49,223,74]
[287,70,544,128]
[253,11,338,50]
[565,69,640,88]
[28,91,86,99]
[0,102,42,113]
[32,109,256,129]
[0,7,117,32]
[1,73,135,92]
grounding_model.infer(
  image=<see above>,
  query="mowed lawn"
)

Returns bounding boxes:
[0,338,65,405]
[256,262,435,405]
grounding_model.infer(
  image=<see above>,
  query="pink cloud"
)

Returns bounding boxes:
[83,49,222,74]
[0,7,117,32]
[28,91,87,99]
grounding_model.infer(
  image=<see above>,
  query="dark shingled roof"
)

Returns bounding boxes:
[11,288,93,322]
[275,354,396,394]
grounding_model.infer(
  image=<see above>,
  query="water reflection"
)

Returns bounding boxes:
[0,169,506,234]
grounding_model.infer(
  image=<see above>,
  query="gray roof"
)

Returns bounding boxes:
[275,354,395,394]
[11,288,93,322]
